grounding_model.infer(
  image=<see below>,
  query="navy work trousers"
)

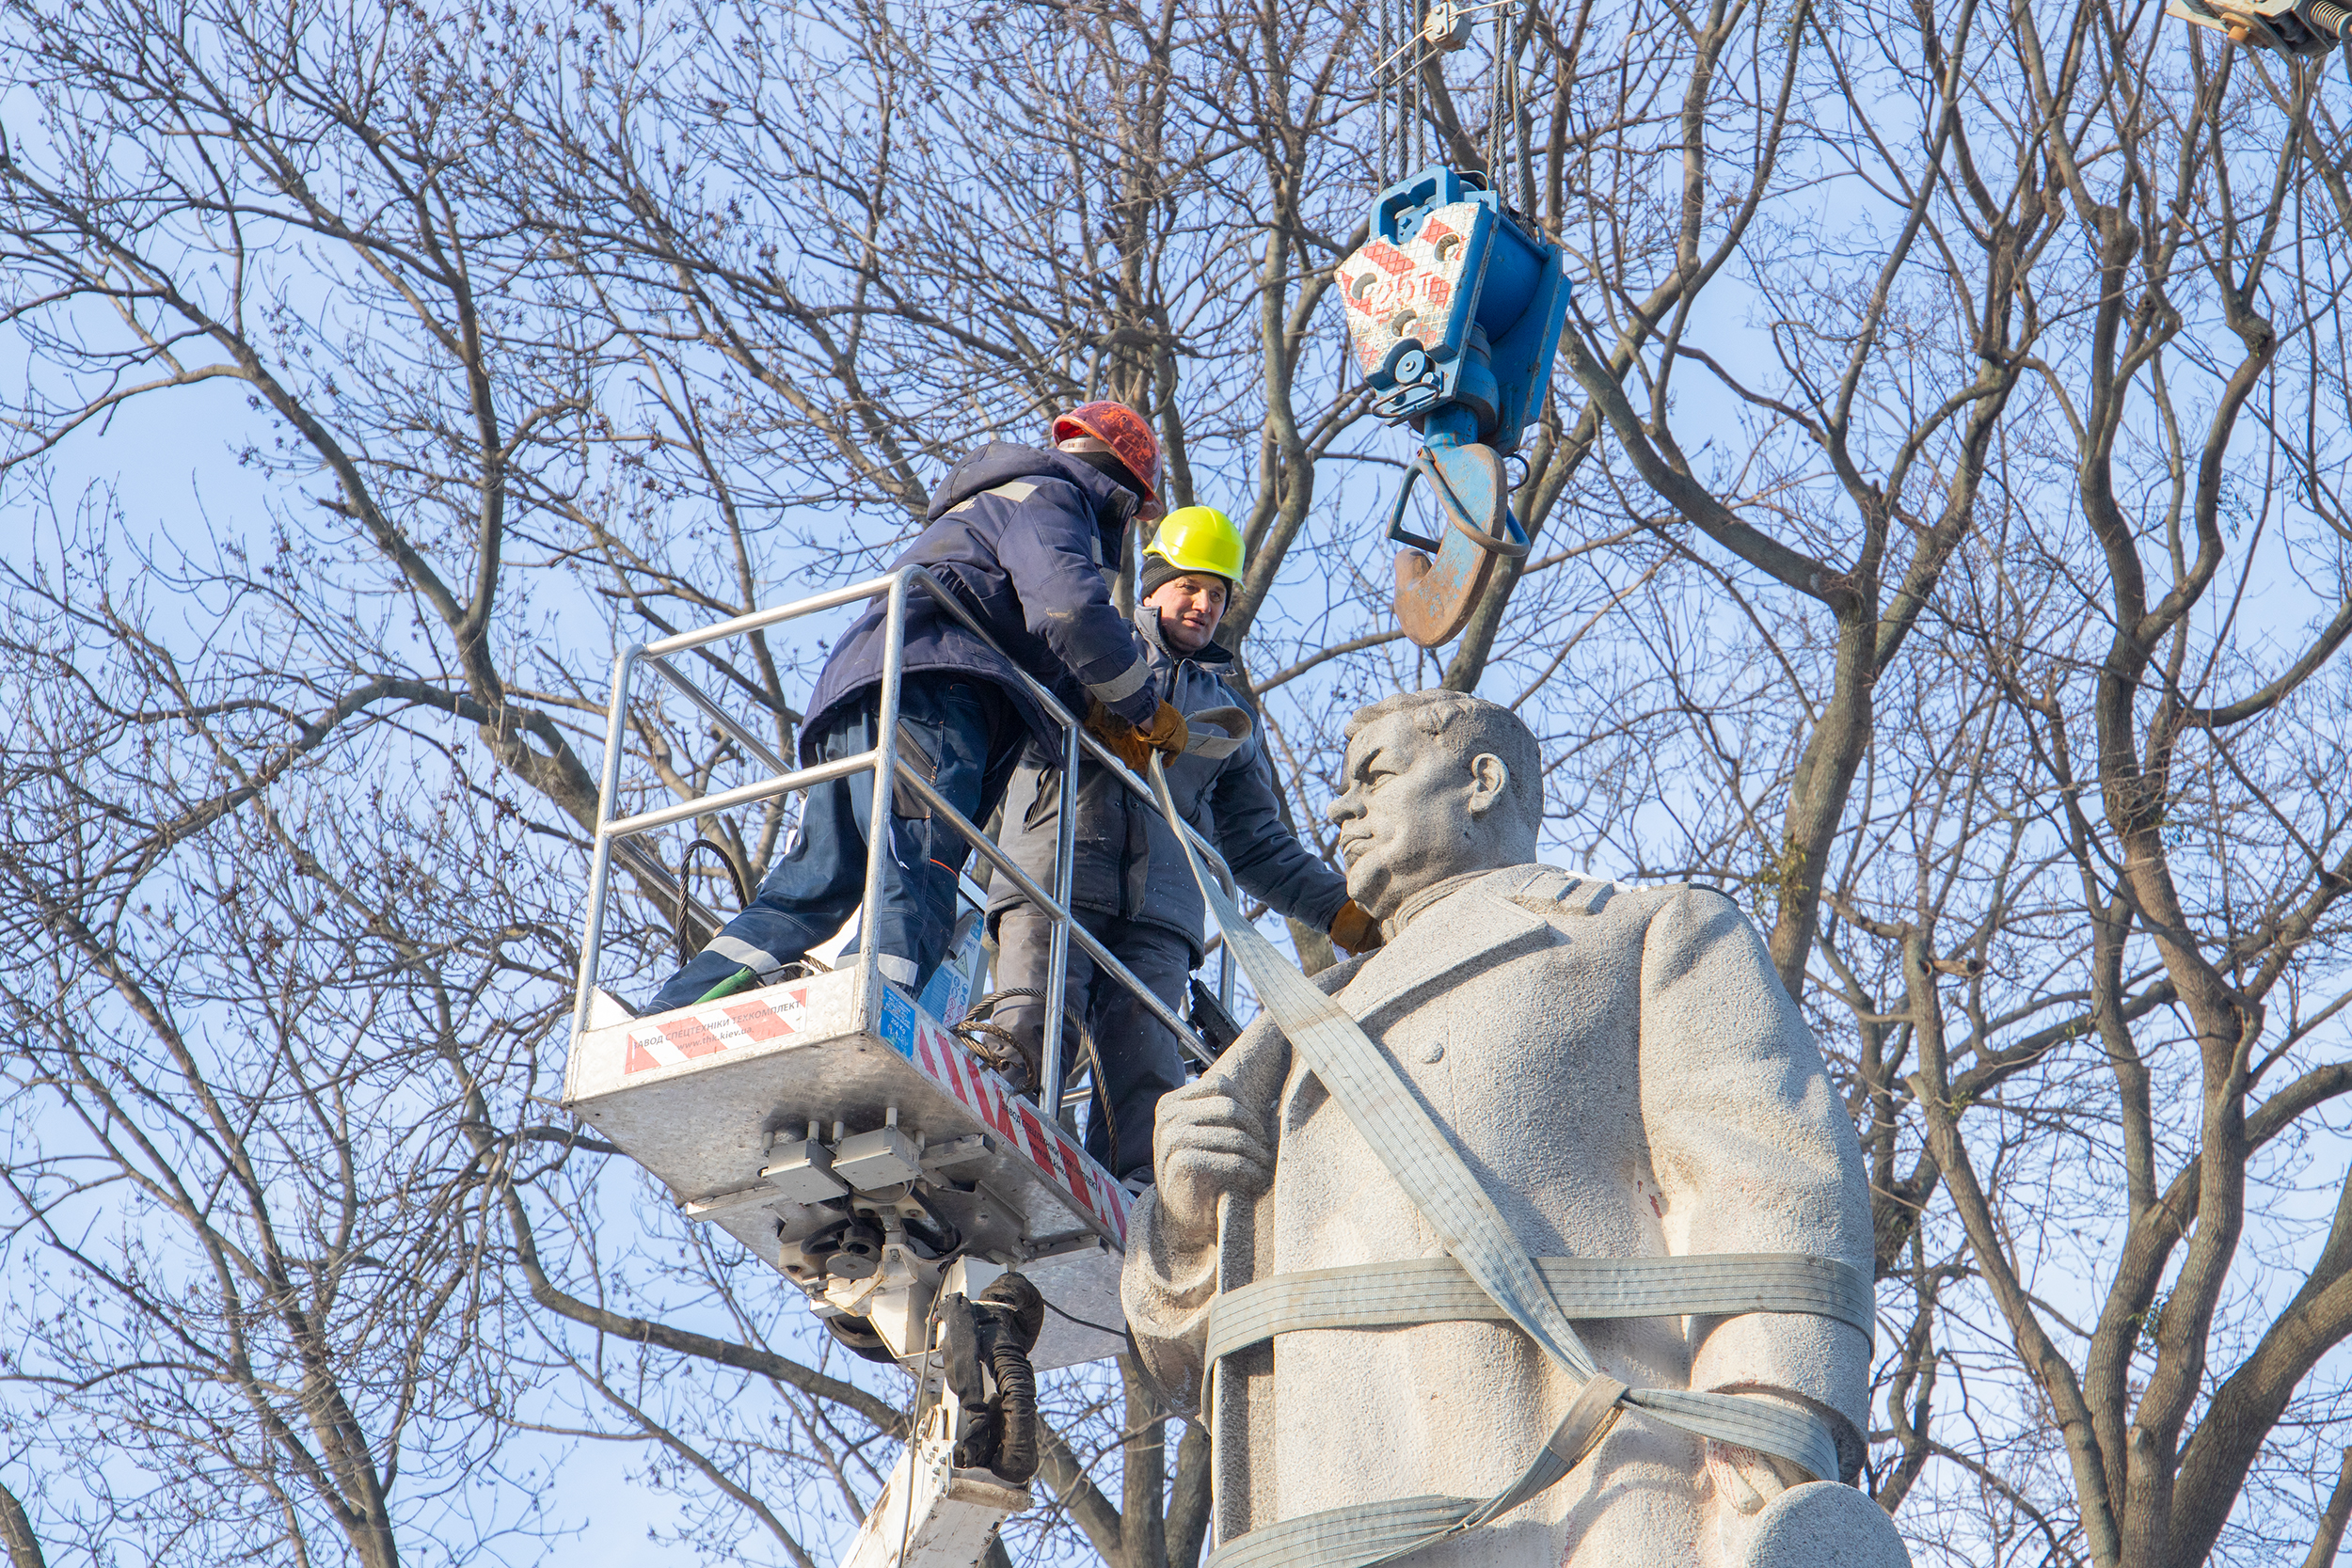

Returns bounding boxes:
[651,674,1021,1012]
[991,904,1192,1181]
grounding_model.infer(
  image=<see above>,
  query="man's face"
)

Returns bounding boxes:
[1145,573,1229,654]
[1326,711,1491,919]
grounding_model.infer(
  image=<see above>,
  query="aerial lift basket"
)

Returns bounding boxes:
[564,967,1131,1371]
[563,566,1241,1565]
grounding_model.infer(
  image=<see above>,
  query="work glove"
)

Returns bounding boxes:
[1137,700,1189,760]
[1327,897,1384,957]
[1083,700,1151,772]
[1085,699,1189,773]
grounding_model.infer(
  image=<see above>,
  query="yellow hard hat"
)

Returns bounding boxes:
[1145,505,1245,583]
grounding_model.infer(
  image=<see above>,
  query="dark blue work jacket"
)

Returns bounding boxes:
[802,443,1159,755]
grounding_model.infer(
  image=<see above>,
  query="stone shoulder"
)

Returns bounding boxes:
[1473,865,1749,947]
[1310,949,1373,993]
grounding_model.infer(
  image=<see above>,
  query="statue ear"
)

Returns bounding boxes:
[1466,753,1510,818]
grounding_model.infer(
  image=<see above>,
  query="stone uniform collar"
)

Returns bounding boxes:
[1379,868,1497,942]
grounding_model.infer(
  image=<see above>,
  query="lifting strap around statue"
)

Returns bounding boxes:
[1147,759,1851,1568]
[1202,1252,1872,1363]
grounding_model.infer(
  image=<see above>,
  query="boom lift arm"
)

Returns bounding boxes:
[2169,0,2352,53]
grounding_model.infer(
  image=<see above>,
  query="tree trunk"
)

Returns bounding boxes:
[0,1483,43,1568]
[2307,1450,2352,1568]
[1168,1420,1213,1568]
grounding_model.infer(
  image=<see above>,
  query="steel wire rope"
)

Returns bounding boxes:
[674,835,751,964]
[1484,13,1505,177]
[955,987,1126,1177]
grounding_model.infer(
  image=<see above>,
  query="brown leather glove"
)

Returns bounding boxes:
[1086,699,1189,773]
[1136,700,1189,761]
[1085,700,1153,772]
[1328,897,1384,956]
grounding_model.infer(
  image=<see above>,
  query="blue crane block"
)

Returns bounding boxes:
[1339,165,1569,452]
[1337,166,1571,646]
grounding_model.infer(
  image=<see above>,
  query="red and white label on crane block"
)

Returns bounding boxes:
[1336,199,1483,374]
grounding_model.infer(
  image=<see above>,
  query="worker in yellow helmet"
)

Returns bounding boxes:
[985,505,1384,1188]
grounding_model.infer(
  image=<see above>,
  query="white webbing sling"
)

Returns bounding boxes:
[1147,759,1857,1568]
[1202,1252,1871,1363]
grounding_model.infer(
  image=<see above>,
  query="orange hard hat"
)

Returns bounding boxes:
[1051,401,1162,515]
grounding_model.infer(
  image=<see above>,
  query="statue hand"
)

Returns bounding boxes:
[1153,1083,1272,1235]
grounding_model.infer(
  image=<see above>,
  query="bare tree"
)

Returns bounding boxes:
[17,0,2352,1562]
[0,0,916,1556]
[1540,6,2352,1564]
[0,549,554,1564]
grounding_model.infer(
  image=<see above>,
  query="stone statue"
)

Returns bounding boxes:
[1121,690,1904,1567]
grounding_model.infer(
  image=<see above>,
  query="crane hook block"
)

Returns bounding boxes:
[1336,165,1569,648]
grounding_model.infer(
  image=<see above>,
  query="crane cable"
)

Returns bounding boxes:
[1373,0,1531,191]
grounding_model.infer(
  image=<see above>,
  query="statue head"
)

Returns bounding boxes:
[1326,690,1544,921]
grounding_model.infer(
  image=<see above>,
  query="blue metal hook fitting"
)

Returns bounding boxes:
[1337,165,1569,646]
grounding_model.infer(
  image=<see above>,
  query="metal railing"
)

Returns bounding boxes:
[570,566,1241,1110]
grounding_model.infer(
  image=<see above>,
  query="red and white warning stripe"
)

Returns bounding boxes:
[906,1013,1128,1246]
[1337,202,1476,373]
[624,986,811,1076]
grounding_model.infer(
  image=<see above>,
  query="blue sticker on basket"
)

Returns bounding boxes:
[877,986,915,1059]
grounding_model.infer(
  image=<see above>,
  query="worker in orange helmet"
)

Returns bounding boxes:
[651,401,1192,1013]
